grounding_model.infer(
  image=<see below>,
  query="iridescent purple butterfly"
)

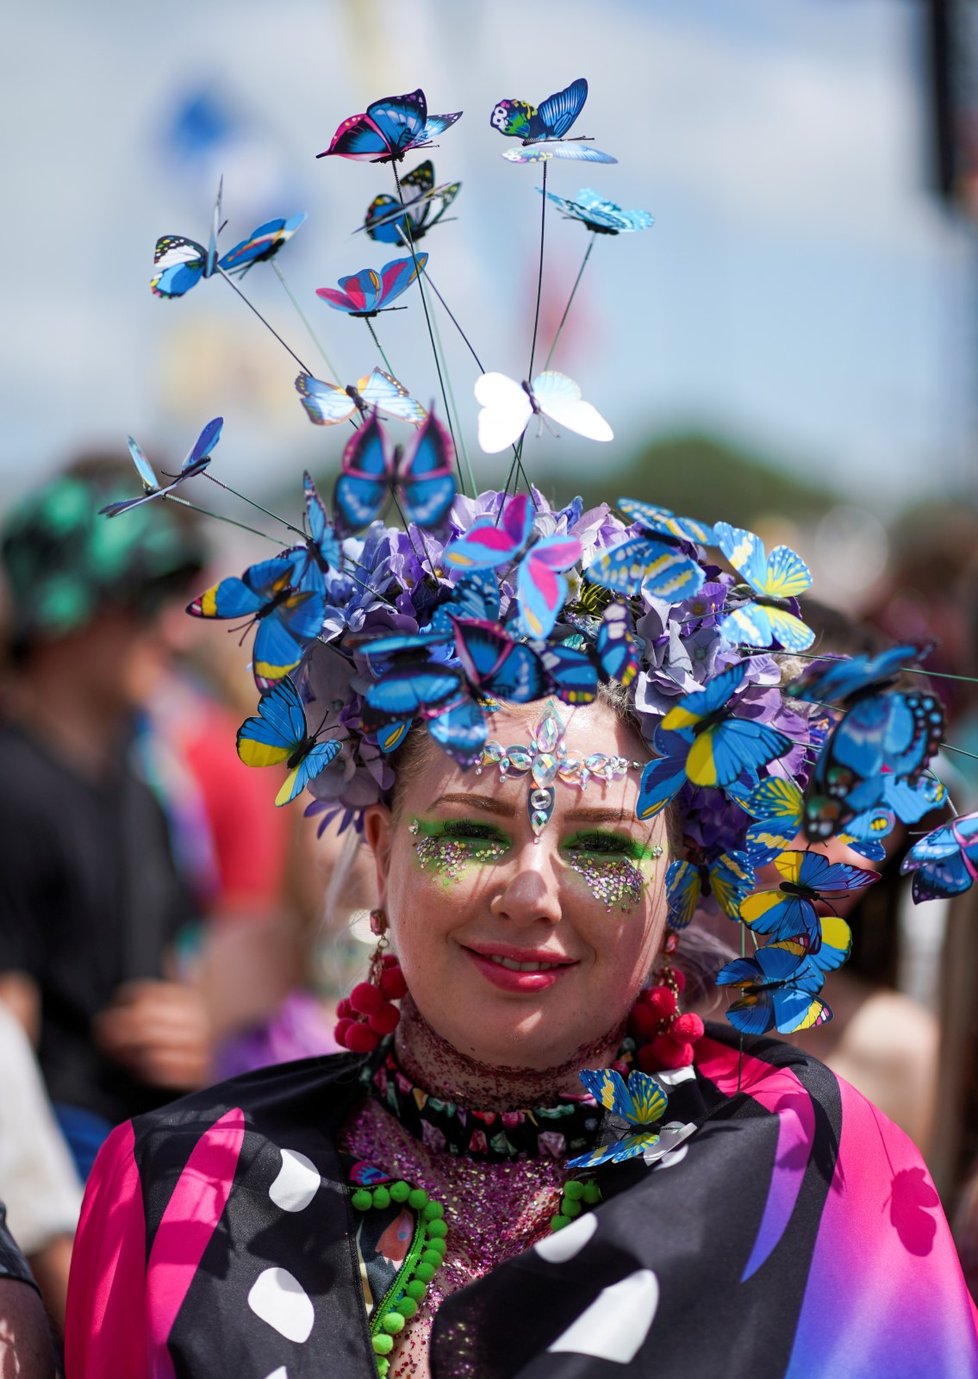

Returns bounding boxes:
[317,90,462,163]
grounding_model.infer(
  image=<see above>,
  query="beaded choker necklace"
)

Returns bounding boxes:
[363,1041,608,1162]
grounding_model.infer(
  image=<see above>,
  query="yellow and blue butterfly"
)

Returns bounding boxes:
[187,551,325,693]
[716,945,830,1036]
[317,90,462,164]
[361,160,461,245]
[740,849,878,947]
[584,498,713,603]
[236,676,341,806]
[665,850,755,929]
[295,368,426,429]
[739,776,893,864]
[637,662,791,819]
[567,1068,670,1168]
[714,521,814,653]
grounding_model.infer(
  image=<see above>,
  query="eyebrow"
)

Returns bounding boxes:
[431,794,642,830]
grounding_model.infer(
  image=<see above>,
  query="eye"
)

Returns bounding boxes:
[440,819,509,846]
[564,830,635,857]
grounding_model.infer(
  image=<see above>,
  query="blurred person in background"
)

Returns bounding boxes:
[0,459,214,1179]
[0,1200,58,1379]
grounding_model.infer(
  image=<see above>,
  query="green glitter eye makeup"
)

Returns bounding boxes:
[563,831,661,912]
[409,817,510,881]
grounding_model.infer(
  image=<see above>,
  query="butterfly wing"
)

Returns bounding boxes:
[517,535,582,639]
[443,493,533,571]
[636,732,690,820]
[237,678,307,769]
[427,697,488,768]
[540,643,599,705]
[490,98,537,139]
[376,252,428,309]
[333,413,393,529]
[295,374,357,426]
[536,78,588,140]
[278,737,342,807]
[716,522,812,600]
[473,372,534,453]
[150,235,208,298]
[398,413,457,528]
[709,850,755,920]
[453,621,549,702]
[178,416,223,478]
[363,194,406,244]
[502,143,617,164]
[686,718,791,788]
[218,213,306,273]
[355,369,427,427]
[578,1067,631,1118]
[318,110,395,161]
[303,472,341,572]
[101,438,162,515]
[666,859,702,930]
[585,535,704,601]
[662,662,747,734]
[595,601,637,686]
[531,372,613,443]
[363,664,464,727]
[618,499,715,546]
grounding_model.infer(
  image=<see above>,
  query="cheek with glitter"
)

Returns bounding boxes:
[412,830,509,884]
[567,855,648,912]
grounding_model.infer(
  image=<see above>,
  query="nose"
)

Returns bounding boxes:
[489,843,562,927]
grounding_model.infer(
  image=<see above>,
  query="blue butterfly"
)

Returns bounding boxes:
[491,78,616,164]
[334,411,456,532]
[740,849,878,947]
[716,945,830,1036]
[236,676,341,806]
[453,620,551,703]
[803,691,945,842]
[543,187,654,236]
[100,418,223,517]
[901,811,978,902]
[295,368,426,428]
[584,498,710,602]
[362,161,461,245]
[714,521,814,652]
[666,851,755,929]
[151,186,305,298]
[318,90,462,163]
[740,776,891,863]
[296,471,341,578]
[567,1068,669,1169]
[187,551,325,692]
[636,663,791,819]
[442,493,582,641]
[788,644,925,706]
[360,659,488,768]
[217,213,306,275]
[316,254,428,317]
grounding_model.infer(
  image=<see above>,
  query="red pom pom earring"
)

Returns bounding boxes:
[334,909,407,1053]
[629,930,704,1073]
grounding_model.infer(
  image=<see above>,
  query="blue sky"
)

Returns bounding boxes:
[2,0,974,516]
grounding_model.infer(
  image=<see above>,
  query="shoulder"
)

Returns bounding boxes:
[695,1020,843,1106]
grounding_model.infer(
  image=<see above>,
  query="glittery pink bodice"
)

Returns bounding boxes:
[339,1094,571,1379]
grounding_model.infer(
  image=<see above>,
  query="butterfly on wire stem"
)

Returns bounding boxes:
[491,78,616,164]
[318,89,462,163]
[100,418,223,516]
[360,161,461,245]
[473,371,612,454]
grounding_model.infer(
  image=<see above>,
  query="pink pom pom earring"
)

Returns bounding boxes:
[334,909,407,1053]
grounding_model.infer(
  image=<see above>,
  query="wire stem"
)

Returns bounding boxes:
[217,268,312,374]
[271,261,342,379]
[543,237,595,371]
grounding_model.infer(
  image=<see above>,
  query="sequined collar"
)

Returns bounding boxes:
[362,1041,608,1162]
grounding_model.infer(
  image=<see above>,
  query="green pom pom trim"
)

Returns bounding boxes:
[424,1235,447,1259]
[390,1180,411,1202]
[426,1218,448,1239]
[399,1296,419,1320]
[371,1186,391,1210]
[422,1199,445,1220]
[405,1279,427,1301]
[550,1214,571,1231]
[563,1179,585,1200]
[372,1334,394,1356]
[420,1248,442,1269]
[415,1262,435,1283]
[352,1189,373,1212]
[381,1312,405,1335]
[583,1180,602,1204]
[563,1198,582,1218]
[408,1187,429,1210]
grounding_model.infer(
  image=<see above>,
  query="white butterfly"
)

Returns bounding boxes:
[474,371,613,454]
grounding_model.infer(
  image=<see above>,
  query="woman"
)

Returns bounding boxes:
[65,685,978,1378]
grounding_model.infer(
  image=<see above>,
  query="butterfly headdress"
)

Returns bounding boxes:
[117,75,965,1054]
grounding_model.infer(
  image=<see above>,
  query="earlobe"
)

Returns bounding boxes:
[363,804,393,904]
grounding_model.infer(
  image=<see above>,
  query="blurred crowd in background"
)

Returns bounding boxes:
[3,0,978,1359]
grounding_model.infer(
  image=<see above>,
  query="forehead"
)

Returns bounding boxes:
[399,700,651,821]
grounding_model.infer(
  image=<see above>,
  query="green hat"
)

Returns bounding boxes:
[1,469,207,643]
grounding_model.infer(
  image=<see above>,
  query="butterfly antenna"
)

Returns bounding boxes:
[939,741,978,766]
[526,161,550,383]
[161,493,284,547]
[543,237,595,371]
[216,267,314,375]
[363,317,397,377]
[271,261,343,379]
[201,474,306,540]
[390,172,469,496]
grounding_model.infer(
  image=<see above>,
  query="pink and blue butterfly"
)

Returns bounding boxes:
[100,417,223,517]
[714,521,814,652]
[567,1068,669,1169]
[187,551,325,693]
[316,254,428,318]
[236,675,341,806]
[901,811,978,902]
[442,493,582,641]
[333,410,456,532]
[716,944,830,1036]
[317,90,462,163]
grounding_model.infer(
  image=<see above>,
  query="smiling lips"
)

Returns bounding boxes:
[464,945,577,993]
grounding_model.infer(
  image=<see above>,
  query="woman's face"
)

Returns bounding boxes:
[365,700,668,1070]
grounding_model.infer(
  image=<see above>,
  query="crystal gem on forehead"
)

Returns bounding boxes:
[481,701,640,836]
